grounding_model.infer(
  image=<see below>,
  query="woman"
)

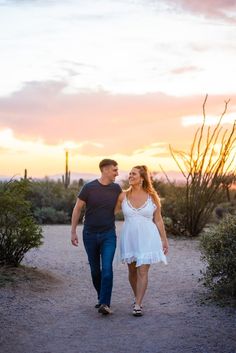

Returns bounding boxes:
[115,165,168,316]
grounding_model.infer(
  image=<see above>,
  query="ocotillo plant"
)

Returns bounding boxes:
[169,95,236,236]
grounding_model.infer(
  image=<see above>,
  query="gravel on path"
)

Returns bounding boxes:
[0,223,235,353]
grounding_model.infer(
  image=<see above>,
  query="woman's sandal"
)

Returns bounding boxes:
[132,304,143,317]
[132,301,143,309]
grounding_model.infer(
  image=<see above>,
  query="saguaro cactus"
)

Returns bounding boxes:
[62,151,70,189]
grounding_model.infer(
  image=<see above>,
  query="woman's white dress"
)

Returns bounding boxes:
[120,195,167,267]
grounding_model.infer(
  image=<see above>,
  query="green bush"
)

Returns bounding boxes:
[161,184,191,236]
[0,180,43,266]
[214,201,236,221]
[162,216,173,230]
[34,207,69,224]
[200,214,236,300]
[27,178,84,224]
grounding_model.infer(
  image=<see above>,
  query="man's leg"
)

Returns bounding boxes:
[83,229,101,302]
[99,229,116,307]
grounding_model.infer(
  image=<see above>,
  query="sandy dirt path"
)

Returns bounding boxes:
[0,223,235,353]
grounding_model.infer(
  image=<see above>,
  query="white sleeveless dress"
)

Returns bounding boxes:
[120,195,167,267]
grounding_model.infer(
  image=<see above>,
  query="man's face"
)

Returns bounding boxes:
[103,165,119,182]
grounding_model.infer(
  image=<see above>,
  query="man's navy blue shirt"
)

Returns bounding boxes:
[78,179,122,232]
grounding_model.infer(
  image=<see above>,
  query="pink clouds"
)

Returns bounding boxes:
[0,80,235,156]
[167,0,236,22]
[171,66,201,75]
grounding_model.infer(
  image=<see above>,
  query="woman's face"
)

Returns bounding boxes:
[128,168,143,186]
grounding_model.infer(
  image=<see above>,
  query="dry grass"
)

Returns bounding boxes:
[0,265,61,291]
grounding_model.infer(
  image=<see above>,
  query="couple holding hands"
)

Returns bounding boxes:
[71,159,168,317]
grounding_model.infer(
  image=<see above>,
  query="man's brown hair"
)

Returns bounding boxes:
[99,159,118,171]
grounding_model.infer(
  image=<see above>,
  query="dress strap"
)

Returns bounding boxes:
[126,194,150,211]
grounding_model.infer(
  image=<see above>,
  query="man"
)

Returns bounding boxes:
[71,159,122,315]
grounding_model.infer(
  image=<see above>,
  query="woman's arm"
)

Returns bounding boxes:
[114,192,125,214]
[153,206,169,255]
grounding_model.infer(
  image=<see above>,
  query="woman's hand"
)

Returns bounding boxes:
[162,238,169,255]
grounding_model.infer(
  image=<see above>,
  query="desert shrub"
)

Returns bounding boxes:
[214,201,236,221]
[152,178,170,198]
[200,214,236,300]
[34,207,70,224]
[0,180,43,266]
[27,178,85,224]
[161,184,190,236]
[162,216,173,231]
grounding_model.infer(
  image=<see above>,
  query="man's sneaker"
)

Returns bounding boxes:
[95,303,101,309]
[98,304,112,315]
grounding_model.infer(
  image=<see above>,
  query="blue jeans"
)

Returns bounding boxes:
[82,227,116,306]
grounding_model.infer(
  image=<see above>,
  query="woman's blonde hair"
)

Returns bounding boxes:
[127,165,161,207]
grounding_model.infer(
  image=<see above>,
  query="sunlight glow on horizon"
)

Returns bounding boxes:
[1,126,235,179]
[0,127,179,177]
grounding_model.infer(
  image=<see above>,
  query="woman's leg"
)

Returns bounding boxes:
[135,264,150,306]
[128,262,137,299]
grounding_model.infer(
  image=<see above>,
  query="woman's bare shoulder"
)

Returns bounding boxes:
[119,190,127,201]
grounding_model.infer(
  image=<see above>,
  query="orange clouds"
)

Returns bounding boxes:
[0,80,235,176]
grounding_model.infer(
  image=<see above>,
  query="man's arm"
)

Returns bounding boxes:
[71,198,86,246]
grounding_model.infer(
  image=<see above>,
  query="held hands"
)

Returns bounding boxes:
[71,232,79,247]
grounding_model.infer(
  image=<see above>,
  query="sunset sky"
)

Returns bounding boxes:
[0,0,235,179]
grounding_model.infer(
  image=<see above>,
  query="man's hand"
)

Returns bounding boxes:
[70,198,85,247]
[71,232,79,247]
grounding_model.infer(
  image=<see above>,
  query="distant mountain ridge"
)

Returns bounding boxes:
[0,171,185,183]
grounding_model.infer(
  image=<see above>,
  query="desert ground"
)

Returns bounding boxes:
[0,223,235,353]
